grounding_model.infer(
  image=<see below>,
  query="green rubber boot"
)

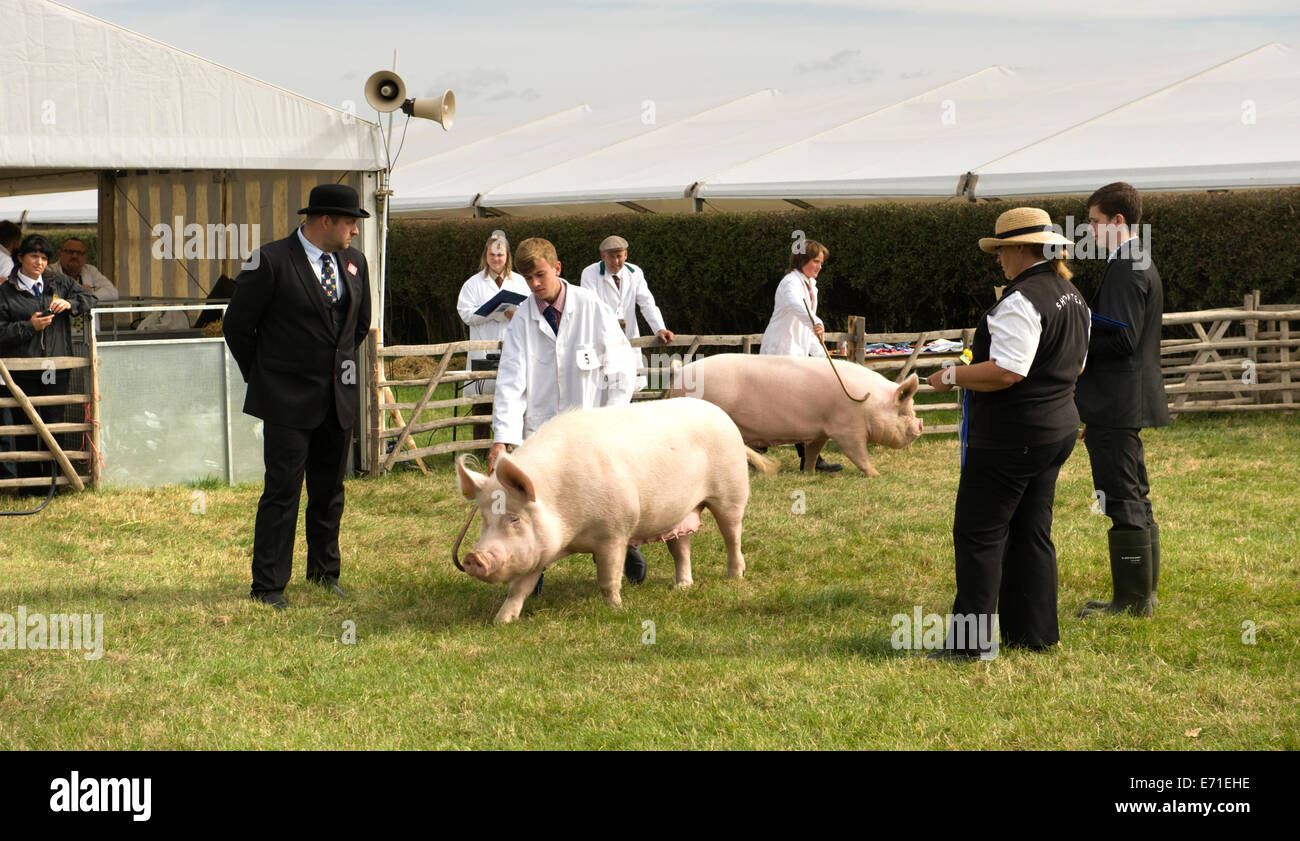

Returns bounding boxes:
[1079,527,1155,618]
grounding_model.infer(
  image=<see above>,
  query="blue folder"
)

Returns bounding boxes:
[1091,311,1129,331]
[474,289,528,317]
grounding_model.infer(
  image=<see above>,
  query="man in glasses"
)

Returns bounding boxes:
[52,238,118,302]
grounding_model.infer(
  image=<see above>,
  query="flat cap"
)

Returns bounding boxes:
[599,235,629,252]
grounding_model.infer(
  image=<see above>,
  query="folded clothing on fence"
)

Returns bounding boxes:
[922,339,965,354]
[863,343,914,356]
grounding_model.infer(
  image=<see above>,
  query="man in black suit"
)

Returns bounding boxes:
[224,184,372,609]
[1074,182,1170,618]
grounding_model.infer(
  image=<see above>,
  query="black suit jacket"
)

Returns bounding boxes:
[223,230,371,429]
[1074,249,1170,429]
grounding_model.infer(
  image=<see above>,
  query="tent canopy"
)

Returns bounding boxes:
[3,15,1295,223]
[0,0,384,200]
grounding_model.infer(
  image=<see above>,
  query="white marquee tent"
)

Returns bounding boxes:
[1,0,385,300]
[2,11,1295,225]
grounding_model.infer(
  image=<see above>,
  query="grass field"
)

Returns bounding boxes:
[1,411,1296,750]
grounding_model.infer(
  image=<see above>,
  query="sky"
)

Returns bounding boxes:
[53,0,1300,124]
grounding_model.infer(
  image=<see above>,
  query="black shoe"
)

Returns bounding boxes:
[624,546,647,584]
[307,576,346,598]
[532,574,544,596]
[252,591,288,610]
[815,456,843,473]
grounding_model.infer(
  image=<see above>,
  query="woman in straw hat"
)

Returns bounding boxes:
[925,208,1090,659]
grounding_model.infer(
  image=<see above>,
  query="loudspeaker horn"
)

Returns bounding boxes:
[402,90,456,130]
[364,70,407,113]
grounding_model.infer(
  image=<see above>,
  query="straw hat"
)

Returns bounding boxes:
[979,207,1072,253]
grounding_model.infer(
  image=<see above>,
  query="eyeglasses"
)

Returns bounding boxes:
[60,249,87,256]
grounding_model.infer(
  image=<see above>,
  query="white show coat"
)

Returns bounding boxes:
[579,260,667,390]
[456,269,530,394]
[759,269,824,357]
[492,281,637,446]
[577,260,666,339]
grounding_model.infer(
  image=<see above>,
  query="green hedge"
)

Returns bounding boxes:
[387,188,1300,345]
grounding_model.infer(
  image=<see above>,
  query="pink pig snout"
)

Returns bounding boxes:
[461,551,495,580]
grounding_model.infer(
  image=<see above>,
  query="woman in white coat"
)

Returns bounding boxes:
[759,240,843,472]
[456,234,531,448]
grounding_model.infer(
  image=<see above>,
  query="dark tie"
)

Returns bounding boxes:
[34,281,43,297]
[613,274,621,291]
[319,254,339,302]
[543,305,560,335]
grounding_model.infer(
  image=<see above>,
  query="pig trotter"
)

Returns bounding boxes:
[495,572,543,624]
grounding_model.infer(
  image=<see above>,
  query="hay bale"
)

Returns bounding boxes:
[389,356,436,380]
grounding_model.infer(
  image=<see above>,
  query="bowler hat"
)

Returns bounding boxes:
[298,184,370,218]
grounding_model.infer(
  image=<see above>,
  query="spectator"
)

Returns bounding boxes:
[0,234,96,492]
[52,237,119,302]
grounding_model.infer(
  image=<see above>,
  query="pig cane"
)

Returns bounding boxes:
[451,505,476,572]
[803,299,869,403]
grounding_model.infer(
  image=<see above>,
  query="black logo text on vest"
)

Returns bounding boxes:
[49,772,151,821]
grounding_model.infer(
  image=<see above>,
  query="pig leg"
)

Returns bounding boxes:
[707,502,747,579]
[800,436,829,472]
[494,571,543,624]
[835,436,880,476]
[593,542,626,609]
[665,534,693,587]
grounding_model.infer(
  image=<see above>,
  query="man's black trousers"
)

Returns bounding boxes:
[1082,425,1155,530]
[950,433,1077,655]
[251,410,351,597]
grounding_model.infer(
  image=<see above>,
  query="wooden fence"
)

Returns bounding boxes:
[1160,292,1298,414]
[370,298,1297,475]
[0,356,95,491]
[367,318,970,474]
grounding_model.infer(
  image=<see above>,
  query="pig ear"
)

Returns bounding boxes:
[495,455,537,503]
[896,373,919,403]
[456,455,486,500]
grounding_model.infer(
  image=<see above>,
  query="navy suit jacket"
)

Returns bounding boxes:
[1075,251,1170,429]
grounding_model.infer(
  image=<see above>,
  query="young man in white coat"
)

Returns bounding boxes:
[759,240,843,471]
[489,237,647,585]
[579,235,673,390]
[457,233,530,453]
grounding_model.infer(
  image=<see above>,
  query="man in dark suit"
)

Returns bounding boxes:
[224,184,372,609]
[1074,182,1170,618]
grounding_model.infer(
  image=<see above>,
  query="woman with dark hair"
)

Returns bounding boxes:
[759,239,842,471]
[0,234,97,489]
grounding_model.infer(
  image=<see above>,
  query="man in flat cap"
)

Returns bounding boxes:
[579,235,673,390]
[224,183,373,610]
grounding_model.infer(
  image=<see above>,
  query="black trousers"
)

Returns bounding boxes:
[251,409,351,596]
[1,374,68,486]
[950,433,1077,654]
[1082,426,1155,530]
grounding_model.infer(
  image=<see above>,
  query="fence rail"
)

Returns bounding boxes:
[367,298,1297,474]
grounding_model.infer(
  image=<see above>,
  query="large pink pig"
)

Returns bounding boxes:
[669,354,923,475]
[454,398,775,623]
